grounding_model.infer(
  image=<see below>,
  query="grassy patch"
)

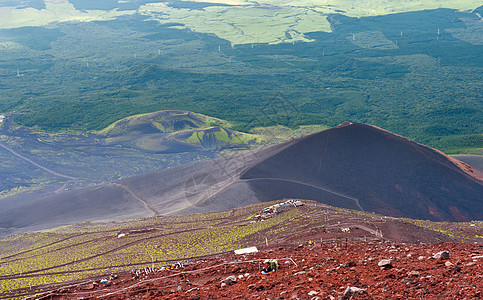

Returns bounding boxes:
[0,200,314,295]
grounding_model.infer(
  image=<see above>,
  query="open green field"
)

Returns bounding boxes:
[1,0,481,45]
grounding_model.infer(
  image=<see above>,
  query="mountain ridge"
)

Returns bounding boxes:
[0,122,482,237]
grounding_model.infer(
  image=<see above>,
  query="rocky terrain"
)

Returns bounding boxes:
[31,242,483,299]
[2,200,481,299]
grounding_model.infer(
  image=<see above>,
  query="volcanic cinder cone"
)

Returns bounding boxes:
[1,122,482,237]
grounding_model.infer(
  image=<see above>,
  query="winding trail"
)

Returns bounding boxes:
[242,177,364,211]
[0,142,77,180]
[197,175,365,211]
[0,225,218,280]
[107,183,158,216]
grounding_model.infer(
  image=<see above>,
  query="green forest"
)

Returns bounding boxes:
[0,7,482,153]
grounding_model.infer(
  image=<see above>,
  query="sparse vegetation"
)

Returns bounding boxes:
[1,199,481,298]
[0,200,314,296]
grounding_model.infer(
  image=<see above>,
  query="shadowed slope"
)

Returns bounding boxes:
[237,122,483,221]
[1,123,482,237]
[123,122,482,221]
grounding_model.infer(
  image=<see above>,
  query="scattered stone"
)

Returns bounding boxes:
[378,259,393,269]
[191,295,201,300]
[341,261,356,268]
[408,271,420,276]
[444,261,454,267]
[294,271,306,275]
[177,285,183,292]
[186,287,199,293]
[433,251,450,260]
[344,286,367,297]
[221,275,237,285]
[308,290,319,296]
[220,282,227,288]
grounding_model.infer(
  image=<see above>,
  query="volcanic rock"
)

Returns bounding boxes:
[343,286,367,297]
[433,251,450,260]
[378,259,393,269]
[221,275,237,285]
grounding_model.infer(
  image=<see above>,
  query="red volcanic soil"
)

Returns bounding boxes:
[42,242,483,300]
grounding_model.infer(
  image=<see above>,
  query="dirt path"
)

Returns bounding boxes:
[0,234,111,265]
[0,226,218,280]
[107,183,158,216]
[241,177,364,211]
[0,142,78,180]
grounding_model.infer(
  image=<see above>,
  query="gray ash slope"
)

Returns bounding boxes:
[174,122,483,221]
[1,122,482,237]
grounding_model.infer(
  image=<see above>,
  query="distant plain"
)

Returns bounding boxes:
[0,0,482,201]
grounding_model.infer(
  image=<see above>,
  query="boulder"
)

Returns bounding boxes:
[221,275,237,285]
[344,286,367,297]
[378,259,393,269]
[433,251,450,260]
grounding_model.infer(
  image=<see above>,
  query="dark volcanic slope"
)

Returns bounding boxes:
[122,122,483,221]
[1,123,482,236]
[235,123,483,221]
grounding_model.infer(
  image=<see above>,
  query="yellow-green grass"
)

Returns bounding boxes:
[279,0,481,17]
[140,5,330,45]
[2,200,482,295]
[184,127,259,146]
[250,124,330,144]
[0,201,314,294]
[97,110,230,136]
[139,0,482,45]
[406,219,483,241]
[1,0,481,46]
[0,0,135,29]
